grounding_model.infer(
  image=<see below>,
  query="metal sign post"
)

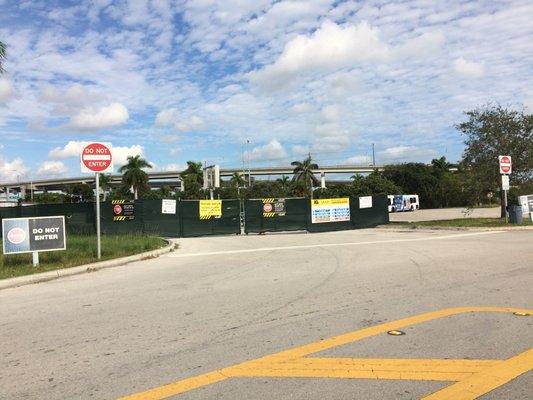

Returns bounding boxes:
[32,251,39,267]
[80,142,113,260]
[498,155,512,222]
[95,172,101,259]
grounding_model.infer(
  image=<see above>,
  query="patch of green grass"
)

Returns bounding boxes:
[0,235,167,280]
[391,218,533,228]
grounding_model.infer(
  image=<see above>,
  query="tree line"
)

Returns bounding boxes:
[23,106,533,208]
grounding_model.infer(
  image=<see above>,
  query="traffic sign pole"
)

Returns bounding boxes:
[96,172,101,259]
[498,155,512,222]
[81,142,112,260]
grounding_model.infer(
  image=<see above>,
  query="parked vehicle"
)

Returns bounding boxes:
[388,194,420,212]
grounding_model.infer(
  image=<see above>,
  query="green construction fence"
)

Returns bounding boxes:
[244,195,388,233]
[0,195,388,238]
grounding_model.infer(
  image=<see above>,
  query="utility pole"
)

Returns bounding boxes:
[372,143,375,167]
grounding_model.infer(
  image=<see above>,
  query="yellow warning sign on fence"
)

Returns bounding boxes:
[199,200,222,219]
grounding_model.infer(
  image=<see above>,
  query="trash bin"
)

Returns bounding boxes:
[508,205,523,224]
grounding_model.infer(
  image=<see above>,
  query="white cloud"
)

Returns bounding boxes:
[155,108,179,126]
[320,105,341,122]
[155,109,204,132]
[175,115,205,132]
[378,146,437,163]
[0,155,29,183]
[39,83,101,115]
[347,155,373,165]
[36,160,67,177]
[453,57,485,78]
[48,141,144,167]
[160,163,186,171]
[290,103,314,114]
[524,98,533,113]
[0,78,15,103]
[48,140,87,159]
[292,144,310,155]
[245,139,288,161]
[112,145,144,167]
[68,102,129,130]
[251,21,389,90]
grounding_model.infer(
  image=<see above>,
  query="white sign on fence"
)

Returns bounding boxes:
[162,199,177,214]
[359,196,373,209]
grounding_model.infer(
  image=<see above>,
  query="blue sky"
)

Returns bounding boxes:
[0,0,532,183]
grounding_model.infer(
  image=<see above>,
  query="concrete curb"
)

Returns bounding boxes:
[375,225,533,232]
[0,239,175,291]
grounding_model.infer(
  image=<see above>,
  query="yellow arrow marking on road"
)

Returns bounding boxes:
[118,307,532,400]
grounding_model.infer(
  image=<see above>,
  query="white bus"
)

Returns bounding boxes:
[388,194,420,212]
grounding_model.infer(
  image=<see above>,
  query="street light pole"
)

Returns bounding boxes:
[247,139,251,187]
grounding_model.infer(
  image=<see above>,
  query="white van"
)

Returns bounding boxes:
[388,194,420,212]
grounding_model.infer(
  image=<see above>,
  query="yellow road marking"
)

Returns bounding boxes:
[229,358,501,381]
[422,348,533,400]
[118,307,532,400]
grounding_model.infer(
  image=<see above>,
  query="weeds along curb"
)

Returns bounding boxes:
[0,239,176,291]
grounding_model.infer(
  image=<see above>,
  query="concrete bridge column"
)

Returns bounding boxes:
[320,172,326,188]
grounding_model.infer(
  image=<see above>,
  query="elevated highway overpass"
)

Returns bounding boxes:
[1,164,383,196]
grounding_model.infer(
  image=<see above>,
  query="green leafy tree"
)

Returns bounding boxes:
[382,163,439,208]
[65,183,94,203]
[0,40,6,74]
[458,105,533,187]
[457,105,532,214]
[291,155,319,197]
[180,161,203,185]
[118,155,152,200]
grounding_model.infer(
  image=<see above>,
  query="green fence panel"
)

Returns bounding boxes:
[141,199,180,237]
[0,206,22,222]
[181,199,240,237]
[1,203,95,234]
[244,198,308,233]
[351,195,389,228]
[100,200,144,235]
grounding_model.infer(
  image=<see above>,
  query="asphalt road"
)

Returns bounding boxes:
[389,207,500,222]
[1,228,532,400]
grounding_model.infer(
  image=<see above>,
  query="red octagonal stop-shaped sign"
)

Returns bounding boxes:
[81,142,113,173]
[499,155,512,175]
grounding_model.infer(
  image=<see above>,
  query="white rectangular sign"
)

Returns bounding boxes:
[501,175,510,191]
[359,196,373,209]
[161,199,177,214]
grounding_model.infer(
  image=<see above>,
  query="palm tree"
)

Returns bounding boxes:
[0,40,5,74]
[291,155,319,197]
[230,172,246,189]
[118,155,152,200]
[180,161,203,185]
[98,173,111,201]
[276,175,291,194]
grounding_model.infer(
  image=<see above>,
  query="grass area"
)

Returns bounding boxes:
[391,217,533,228]
[0,235,167,280]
